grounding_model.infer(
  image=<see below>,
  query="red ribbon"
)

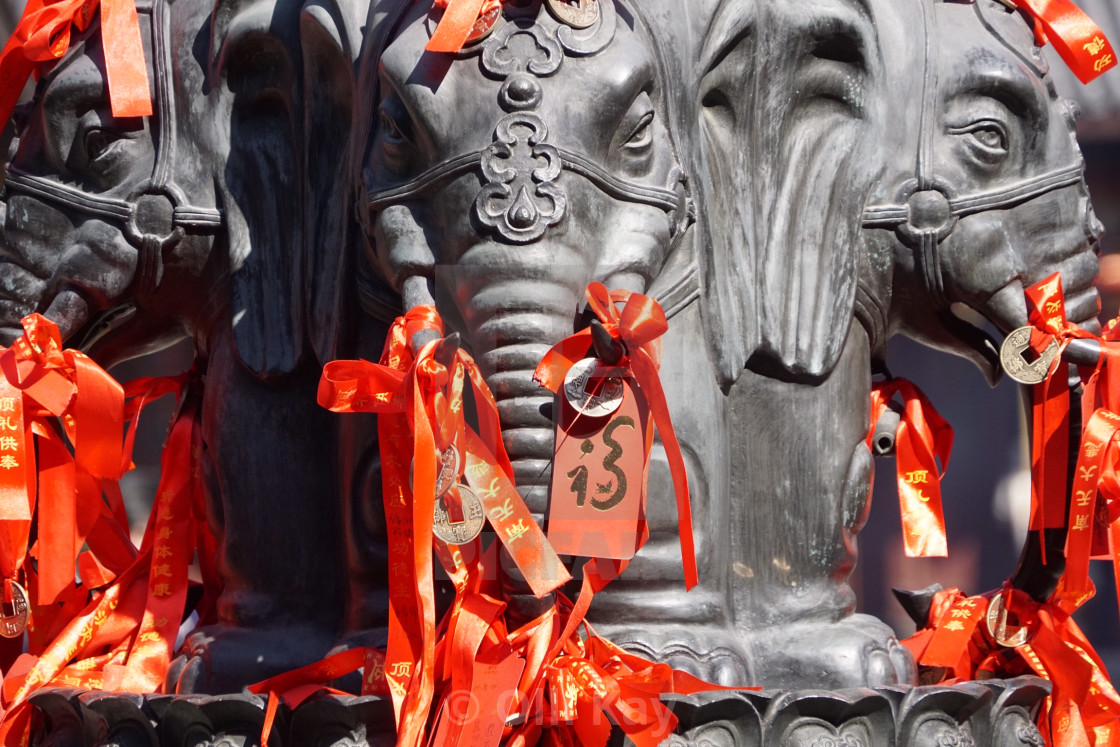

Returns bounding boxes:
[0,317,204,737]
[869,378,953,557]
[318,305,569,747]
[1023,275,1095,555]
[0,0,152,128]
[426,0,502,53]
[1006,0,1117,84]
[905,585,1120,745]
[0,314,126,606]
[533,282,697,589]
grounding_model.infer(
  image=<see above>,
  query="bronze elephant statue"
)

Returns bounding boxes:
[681,0,1101,689]
[0,0,359,692]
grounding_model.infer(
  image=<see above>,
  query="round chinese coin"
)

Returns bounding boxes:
[999,326,1059,385]
[432,485,487,545]
[0,581,29,638]
[985,594,1032,648]
[410,445,461,498]
[563,358,624,418]
[546,0,599,29]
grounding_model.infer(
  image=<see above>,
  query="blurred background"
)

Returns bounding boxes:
[2,0,1120,676]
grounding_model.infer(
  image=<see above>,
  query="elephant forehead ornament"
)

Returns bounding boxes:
[1,0,222,332]
[362,0,689,247]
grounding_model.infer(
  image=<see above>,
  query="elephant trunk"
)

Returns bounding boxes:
[459,276,584,518]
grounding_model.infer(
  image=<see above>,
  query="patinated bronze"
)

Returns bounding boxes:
[0,0,1109,742]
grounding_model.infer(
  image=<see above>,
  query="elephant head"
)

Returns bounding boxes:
[357,0,692,510]
[863,0,1102,379]
[0,0,317,377]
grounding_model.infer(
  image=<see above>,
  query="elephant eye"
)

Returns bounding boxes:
[380,109,408,146]
[623,111,654,153]
[84,127,123,163]
[377,96,416,174]
[950,120,1008,164]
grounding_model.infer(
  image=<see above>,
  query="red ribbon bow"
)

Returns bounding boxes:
[1006,0,1117,84]
[533,282,697,590]
[869,378,953,557]
[0,0,152,129]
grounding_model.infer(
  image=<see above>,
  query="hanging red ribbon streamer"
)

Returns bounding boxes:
[1022,275,1095,557]
[533,282,697,589]
[1006,0,1117,84]
[0,317,204,744]
[319,305,570,747]
[0,314,125,606]
[869,378,953,557]
[0,0,152,128]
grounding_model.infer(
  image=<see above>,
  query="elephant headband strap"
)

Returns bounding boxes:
[0,0,152,127]
[364,147,682,216]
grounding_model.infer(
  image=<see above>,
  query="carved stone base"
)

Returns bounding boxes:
[26,678,1048,746]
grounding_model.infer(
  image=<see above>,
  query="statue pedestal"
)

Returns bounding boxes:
[27,677,1049,746]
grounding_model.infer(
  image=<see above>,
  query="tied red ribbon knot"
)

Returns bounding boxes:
[0,0,152,128]
[869,378,953,558]
[533,281,697,590]
[1005,0,1117,84]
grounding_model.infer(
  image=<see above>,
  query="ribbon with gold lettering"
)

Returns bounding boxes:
[426,0,502,53]
[533,281,697,589]
[869,378,953,557]
[1057,409,1120,612]
[0,329,199,740]
[318,305,568,747]
[1006,0,1117,84]
[1022,275,1095,556]
[0,0,152,128]
[904,584,1120,745]
[0,314,125,606]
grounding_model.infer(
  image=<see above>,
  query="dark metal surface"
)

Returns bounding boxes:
[24,678,1050,746]
[0,0,1108,707]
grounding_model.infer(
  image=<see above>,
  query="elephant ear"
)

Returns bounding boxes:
[696,0,881,387]
[209,0,305,377]
[299,0,366,364]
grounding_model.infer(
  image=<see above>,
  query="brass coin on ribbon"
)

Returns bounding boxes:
[432,485,486,545]
[546,0,599,29]
[985,594,1032,648]
[563,358,624,418]
[0,581,29,638]
[465,7,502,44]
[410,445,462,498]
[999,326,1060,385]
